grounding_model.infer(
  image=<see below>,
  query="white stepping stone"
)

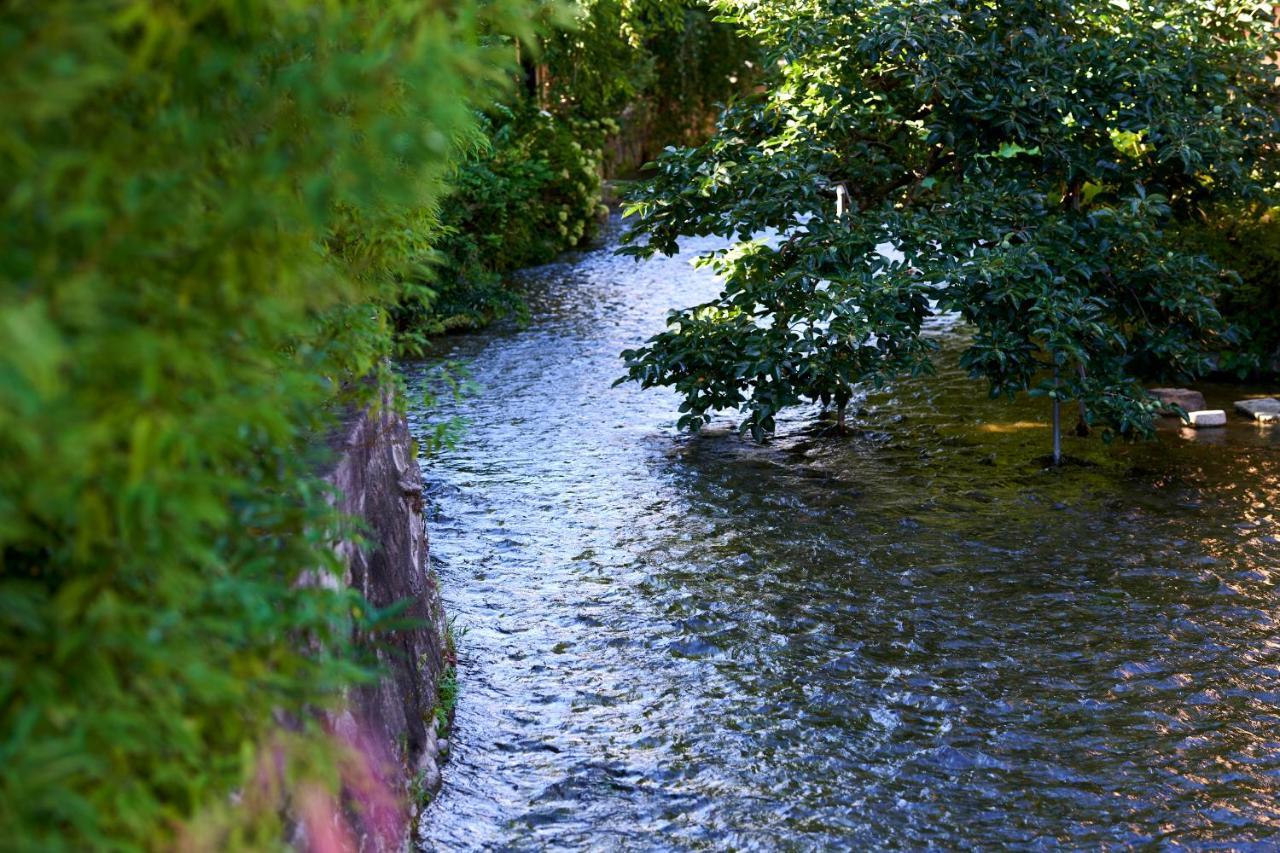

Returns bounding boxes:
[1188,409,1227,428]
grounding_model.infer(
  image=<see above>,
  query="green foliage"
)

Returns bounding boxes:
[542,0,758,174]
[453,108,609,262]
[543,0,755,128]
[397,107,612,334]
[634,2,759,151]
[542,0,665,118]
[434,667,460,734]
[620,0,1279,441]
[390,0,757,338]
[0,0,532,847]
[428,617,462,742]
[1176,205,1280,375]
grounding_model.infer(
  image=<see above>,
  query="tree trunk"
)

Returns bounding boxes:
[516,40,539,102]
[1051,365,1062,465]
[1074,363,1090,437]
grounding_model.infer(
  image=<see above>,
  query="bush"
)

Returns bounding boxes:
[388,0,758,340]
[0,0,530,847]
[397,107,613,333]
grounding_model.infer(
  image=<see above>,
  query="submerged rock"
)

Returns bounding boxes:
[1149,387,1206,414]
[1234,397,1280,424]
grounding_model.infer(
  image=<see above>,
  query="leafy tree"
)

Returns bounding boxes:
[619,0,1279,453]
[0,0,532,847]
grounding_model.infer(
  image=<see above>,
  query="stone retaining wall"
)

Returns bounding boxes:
[323,393,449,831]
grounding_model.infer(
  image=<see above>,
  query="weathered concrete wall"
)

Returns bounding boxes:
[324,393,449,806]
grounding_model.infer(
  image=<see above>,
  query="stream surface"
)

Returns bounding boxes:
[405,217,1280,850]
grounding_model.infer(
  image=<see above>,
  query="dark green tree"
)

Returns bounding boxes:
[619,0,1279,454]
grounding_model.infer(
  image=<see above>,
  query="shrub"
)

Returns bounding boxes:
[0,0,531,847]
[398,107,613,333]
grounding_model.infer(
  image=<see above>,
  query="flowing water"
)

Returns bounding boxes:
[404,218,1280,850]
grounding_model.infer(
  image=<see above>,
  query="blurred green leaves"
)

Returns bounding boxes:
[0,0,536,847]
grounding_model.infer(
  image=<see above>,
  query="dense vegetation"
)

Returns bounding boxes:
[0,1,533,847]
[0,0,750,846]
[394,107,613,334]
[620,0,1279,444]
[4,0,1275,846]
[404,0,757,333]
[1178,204,1280,375]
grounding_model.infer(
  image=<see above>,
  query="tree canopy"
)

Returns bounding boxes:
[620,0,1280,440]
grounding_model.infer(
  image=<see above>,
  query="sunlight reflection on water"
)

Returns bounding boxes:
[405,216,1280,850]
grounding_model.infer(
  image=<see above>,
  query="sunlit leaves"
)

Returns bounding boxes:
[620,0,1278,440]
[0,0,536,846]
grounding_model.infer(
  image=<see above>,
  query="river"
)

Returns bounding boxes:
[404,216,1280,849]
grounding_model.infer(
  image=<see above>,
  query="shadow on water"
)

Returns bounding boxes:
[403,216,1280,850]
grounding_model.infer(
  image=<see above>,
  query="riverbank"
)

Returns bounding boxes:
[323,394,453,825]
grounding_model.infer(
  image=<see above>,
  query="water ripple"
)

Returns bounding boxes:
[405,217,1280,850]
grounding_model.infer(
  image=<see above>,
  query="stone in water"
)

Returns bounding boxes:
[1188,409,1226,428]
[1234,398,1280,424]
[1149,387,1206,413]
